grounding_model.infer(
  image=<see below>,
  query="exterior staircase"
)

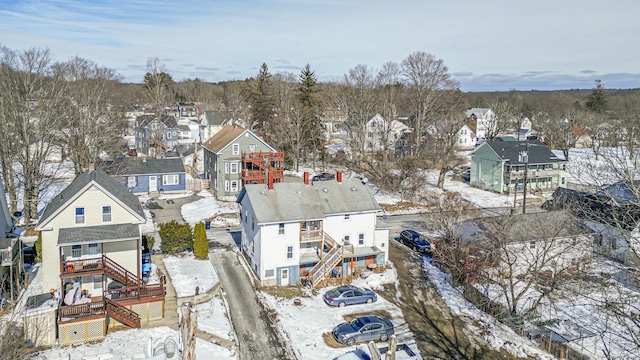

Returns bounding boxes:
[106,299,141,328]
[307,233,353,288]
[104,255,139,287]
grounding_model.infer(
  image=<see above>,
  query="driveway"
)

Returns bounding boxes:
[208,230,296,360]
[143,194,200,224]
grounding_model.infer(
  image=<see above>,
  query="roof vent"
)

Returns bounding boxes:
[351,187,357,191]
[296,190,301,194]
[260,191,266,195]
[323,188,328,193]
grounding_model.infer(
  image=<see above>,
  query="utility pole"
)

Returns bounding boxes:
[521,141,530,214]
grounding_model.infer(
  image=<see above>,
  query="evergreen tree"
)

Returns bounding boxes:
[296,64,323,169]
[586,79,608,113]
[193,222,209,259]
[159,220,193,254]
[249,63,276,139]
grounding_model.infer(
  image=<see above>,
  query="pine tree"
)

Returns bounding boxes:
[249,63,276,139]
[586,79,608,113]
[193,222,209,259]
[296,64,323,169]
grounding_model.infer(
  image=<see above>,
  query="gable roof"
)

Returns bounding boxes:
[102,158,185,176]
[479,140,564,165]
[201,125,274,154]
[136,114,176,128]
[238,178,380,224]
[37,168,145,228]
[202,111,234,126]
[464,108,492,118]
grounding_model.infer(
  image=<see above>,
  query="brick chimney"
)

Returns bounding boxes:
[337,171,342,183]
[268,173,274,190]
[88,163,95,171]
[304,172,309,185]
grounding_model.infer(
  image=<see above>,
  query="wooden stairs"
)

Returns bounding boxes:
[106,299,141,328]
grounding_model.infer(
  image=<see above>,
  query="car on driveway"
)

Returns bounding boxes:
[400,229,433,253]
[332,315,394,346]
[312,172,335,182]
[323,285,377,307]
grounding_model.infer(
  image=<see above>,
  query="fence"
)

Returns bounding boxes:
[186,178,202,192]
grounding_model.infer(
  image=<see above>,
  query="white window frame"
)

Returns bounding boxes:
[230,162,239,174]
[75,207,85,225]
[225,163,229,174]
[71,245,82,258]
[286,246,293,259]
[230,180,239,192]
[88,243,100,255]
[163,174,179,185]
[102,206,112,223]
[127,176,137,188]
[232,143,240,155]
[278,223,285,235]
[265,269,275,277]
[225,181,229,192]
[359,233,364,245]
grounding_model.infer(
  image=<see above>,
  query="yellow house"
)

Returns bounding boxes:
[33,165,164,345]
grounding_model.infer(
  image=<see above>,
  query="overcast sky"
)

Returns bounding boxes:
[1,0,639,92]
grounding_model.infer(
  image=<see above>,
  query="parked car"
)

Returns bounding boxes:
[312,172,335,182]
[400,229,432,253]
[127,148,137,157]
[323,285,377,307]
[462,167,471,182]
[332,315,394,346]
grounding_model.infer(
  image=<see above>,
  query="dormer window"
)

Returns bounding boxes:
[75,207,85,224]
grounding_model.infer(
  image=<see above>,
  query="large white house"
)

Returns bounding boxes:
[465,107,495,141]
[237,173,389,287]
[364,114,412,154]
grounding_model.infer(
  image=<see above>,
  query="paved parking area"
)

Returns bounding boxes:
[144,194,201,224]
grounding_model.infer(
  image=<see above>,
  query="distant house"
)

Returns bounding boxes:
[319,109,348,140]
[32,166,164,346]
[175,102,199,118]
[199,110,235,143]
[103,158,186,195]
[572,126,593,148]
[134,114,179,157]
[465,108,495,141]
[364,114,412,154]
[202,125,276,200]
[456,124,476,149]
[237,172,389,287]
[470,140,568,194]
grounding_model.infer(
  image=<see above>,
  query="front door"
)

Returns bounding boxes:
[149,176,158,192]
[280,268,289,286]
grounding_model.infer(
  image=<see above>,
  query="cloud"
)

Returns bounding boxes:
[580,69,597,74]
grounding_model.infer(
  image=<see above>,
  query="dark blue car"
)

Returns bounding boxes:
[400,229,432,253]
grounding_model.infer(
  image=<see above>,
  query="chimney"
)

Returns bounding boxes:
[337,171,342,183]
[304,172,309,185]
[268,173,274,190]
[88,163,95,171]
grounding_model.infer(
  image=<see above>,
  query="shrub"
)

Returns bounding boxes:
[193,222,209,259]
[144,235,155,253]
[35,231,42,262]
[159,221,193,254]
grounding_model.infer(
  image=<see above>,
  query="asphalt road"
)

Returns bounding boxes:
[209,240,296,360]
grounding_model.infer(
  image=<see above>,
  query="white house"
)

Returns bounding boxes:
[199,110,235,143]
[237,172,389,287]
[465,108,495,141]
[364,114,412,154]
[456,124,476,149]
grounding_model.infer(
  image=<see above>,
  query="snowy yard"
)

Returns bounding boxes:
[162,254,219,298]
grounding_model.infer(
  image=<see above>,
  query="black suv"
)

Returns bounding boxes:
[312,172,335,182]
[400,229,432,253]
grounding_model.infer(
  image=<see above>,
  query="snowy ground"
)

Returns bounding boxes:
[162,253,219,298]
[260,267,421,360]
[180,190,238,226]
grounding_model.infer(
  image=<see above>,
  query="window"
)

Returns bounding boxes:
[359,234,364,245]
[529,241,535,249]
[344,235,350,243]
[279,223,285,235]
[102,206,112,223]
[225,162,229,173]
[244,211,248,223]
[214,179,218,190]
[265,269,274,277]
[230,181,238,192]
[72,245,82,258]
[225,181,229,191]
[344,214,350,221]
[93,275,102,290]
[75,207,85,224]
[286,246,293,259]
[163,174,179,185]
[230,162,238,174]
[232,143,240,155]
[127,176,137,188]
[562,177,566,185]
[282,269,288,279]
[88,243,100,255]
[167,132,172,139]
[249,144,257,152]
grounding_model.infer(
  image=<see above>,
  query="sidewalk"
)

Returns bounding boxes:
[142,255,178,330]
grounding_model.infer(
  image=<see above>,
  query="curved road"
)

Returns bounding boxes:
[209,243,296,360]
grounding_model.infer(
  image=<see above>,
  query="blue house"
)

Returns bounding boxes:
[134,115,179,158]
[104,158,187,195]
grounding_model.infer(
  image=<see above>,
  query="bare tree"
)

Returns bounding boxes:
[143,58,174,158]
[52,56,126,175]
[485,100,518,140]
[0,47,67,222]
[222,80,250,121]
[401,51,458,156]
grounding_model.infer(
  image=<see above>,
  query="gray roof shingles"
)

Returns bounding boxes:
[486,140,564,165]
[39,168,145,226]
[58,223,140,245]
[240,179,380,224]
